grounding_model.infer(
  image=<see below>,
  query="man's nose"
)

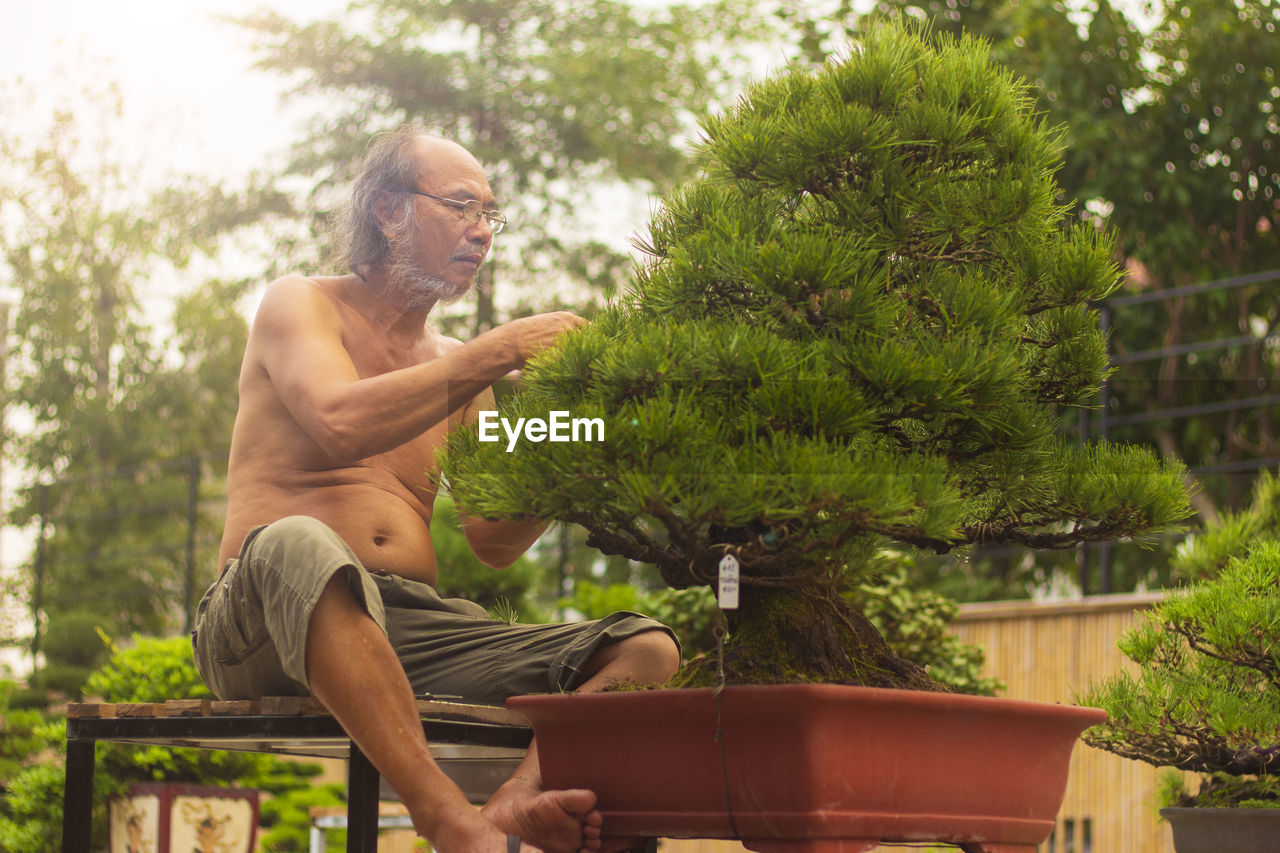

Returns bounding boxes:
[465,217,495,249]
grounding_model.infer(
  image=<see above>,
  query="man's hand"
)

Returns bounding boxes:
[505,312,588,361]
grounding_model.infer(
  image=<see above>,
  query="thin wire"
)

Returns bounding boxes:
[1104,267,1280,308]
[708,612,965,851]
[711,613,742,841]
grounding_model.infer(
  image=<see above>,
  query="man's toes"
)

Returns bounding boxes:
[551,787,598,816]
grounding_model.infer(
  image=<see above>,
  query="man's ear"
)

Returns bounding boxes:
[370,188,403,240]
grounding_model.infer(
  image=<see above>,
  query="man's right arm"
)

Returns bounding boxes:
[250,275,584,464]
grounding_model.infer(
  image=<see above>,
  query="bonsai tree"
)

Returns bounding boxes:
[1082,473,1280,809]
[442,20,1191,690]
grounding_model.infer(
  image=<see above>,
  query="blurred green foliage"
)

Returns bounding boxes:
[0,636,338,852]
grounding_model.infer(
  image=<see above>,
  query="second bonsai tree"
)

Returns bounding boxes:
[442,21,1191,690]
[1083,473,1280,809]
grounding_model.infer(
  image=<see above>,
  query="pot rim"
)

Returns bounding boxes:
[509,681,1107,722]
[1161,806,1280,815]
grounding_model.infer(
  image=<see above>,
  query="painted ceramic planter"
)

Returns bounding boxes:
[509,683,1104,853]
[1161,806,1280,853]
[109,783,259,853]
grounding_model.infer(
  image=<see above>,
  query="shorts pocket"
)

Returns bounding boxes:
[208,566,270,664]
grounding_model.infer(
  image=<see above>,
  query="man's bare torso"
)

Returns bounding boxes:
[218,275,473,584]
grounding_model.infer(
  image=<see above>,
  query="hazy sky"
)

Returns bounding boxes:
[2,0,348,179]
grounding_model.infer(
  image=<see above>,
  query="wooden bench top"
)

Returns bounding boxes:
[64,696,533,761]
[66,696,530,728]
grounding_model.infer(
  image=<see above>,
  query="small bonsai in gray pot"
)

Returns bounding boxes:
[1082,473,1280,851]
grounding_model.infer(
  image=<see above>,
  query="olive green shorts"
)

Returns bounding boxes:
[192,515,676,704]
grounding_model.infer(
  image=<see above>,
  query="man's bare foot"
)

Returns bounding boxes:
[483,775,604,853]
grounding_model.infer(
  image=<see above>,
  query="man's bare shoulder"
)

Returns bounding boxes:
[255,274,345,319]
[248,275,360,346]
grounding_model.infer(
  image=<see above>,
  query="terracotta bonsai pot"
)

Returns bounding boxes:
[1161,806,1280,853]
[509,684,1104,853]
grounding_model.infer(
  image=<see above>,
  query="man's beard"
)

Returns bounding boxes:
[383,233,476,310]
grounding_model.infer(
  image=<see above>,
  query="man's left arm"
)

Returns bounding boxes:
[455,385,551,569]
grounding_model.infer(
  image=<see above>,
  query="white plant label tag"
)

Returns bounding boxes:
[718,554,740,610]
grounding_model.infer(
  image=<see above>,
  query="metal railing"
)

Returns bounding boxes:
[1077,267,1280,592]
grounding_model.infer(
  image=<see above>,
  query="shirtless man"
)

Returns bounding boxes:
[192,128,680,853]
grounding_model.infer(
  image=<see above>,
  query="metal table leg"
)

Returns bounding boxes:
[347,741,381,853]
[61,737,96,853]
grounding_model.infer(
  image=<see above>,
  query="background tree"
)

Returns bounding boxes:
[979,0,1279,522]
[0,81,277,693]
[442,22,1191,688]
[768,0,1280,596]
[237,0,761,334]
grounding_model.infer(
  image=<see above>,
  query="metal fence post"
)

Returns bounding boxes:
[1097,302,1112,595]
[185,455,201,634]
[32,482,48,671]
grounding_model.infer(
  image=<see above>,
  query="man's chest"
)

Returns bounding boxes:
[346,330,435,378]
[338,324,469,491]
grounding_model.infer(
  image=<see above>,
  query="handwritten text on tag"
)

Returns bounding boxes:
[718,554,740,610]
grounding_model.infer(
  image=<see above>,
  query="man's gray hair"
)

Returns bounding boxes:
[329,127,423,277]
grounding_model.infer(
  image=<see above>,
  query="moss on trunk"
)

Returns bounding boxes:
[671,580,944,692]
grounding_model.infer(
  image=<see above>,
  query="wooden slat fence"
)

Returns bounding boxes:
[949,592,1179,853]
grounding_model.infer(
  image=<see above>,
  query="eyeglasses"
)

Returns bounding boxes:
[398,187,507,234]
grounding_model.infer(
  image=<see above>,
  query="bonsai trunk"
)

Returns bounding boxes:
[674,579,943,692]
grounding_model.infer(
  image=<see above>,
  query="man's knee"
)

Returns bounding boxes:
[246,516,365,585]
[616,629,681,681]
[253,515,346,556]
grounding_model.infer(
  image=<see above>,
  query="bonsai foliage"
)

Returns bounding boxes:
[442,21,1190,688]
[1170,471,1280,582]
[1082,476,1280,808]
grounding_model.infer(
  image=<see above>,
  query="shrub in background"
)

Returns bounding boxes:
[0,688,66,853]
[0,635,341,852]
